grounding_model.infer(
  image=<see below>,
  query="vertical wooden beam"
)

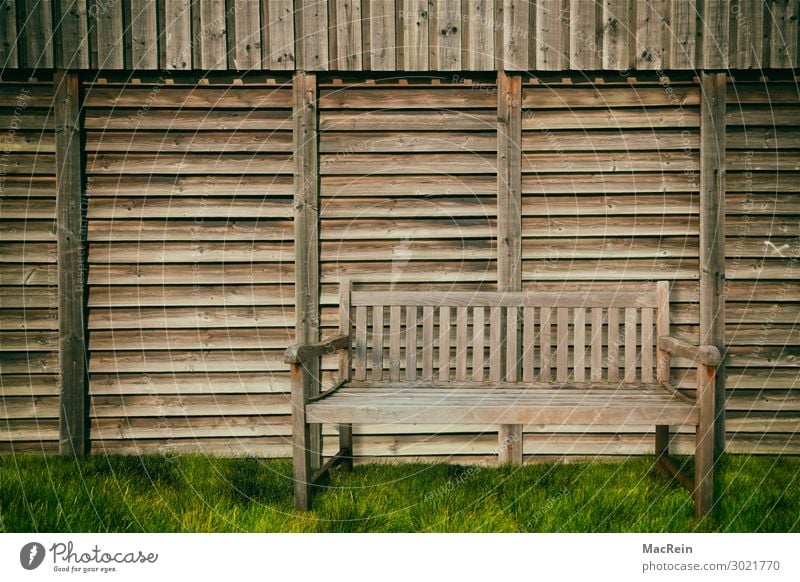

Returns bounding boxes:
[0,0,19,67]
[295,0,328,71]
[54,71,89,457]
[56,0,90,68]
[293,71,322,474]
[700,72,727,456]
[497,69,523,466]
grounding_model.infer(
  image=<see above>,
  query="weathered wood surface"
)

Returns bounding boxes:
[4,1,800,70]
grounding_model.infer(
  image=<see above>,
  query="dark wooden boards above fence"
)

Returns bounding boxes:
[3,1,799,71]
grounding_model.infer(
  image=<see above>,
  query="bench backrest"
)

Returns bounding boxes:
[338,281,670,385]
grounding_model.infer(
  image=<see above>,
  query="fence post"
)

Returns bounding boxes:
[497,69,523,465]
[700,71,727,457]
[293,71,323,472]
[54,70,89,456]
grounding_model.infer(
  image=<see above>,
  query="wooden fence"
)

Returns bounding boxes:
[1,1,799,72]
[1,70,798,459]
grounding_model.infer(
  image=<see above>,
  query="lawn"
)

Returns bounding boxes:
[1,454,798,532]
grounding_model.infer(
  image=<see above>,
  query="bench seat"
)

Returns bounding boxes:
[308,382,699,426]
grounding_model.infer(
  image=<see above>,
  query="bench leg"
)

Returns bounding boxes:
[291,363,313,511]
[339,423,353,471]
[694,362,716,517]
[655,425,669,459]
[293,418,313,511]
[498,425,523,465]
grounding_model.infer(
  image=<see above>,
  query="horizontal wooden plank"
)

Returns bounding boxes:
[84,87,293,108]
[522,107,700,130]
[522,216,698,236]
[522,173,699,193]
[87,154,293,174]
[319,153,497,174]
[321,175,498,196]
[521,152,699,173]
[0,153,55,174]
[727,128,800,150]
[522,87,700,108]
[321,197,494,218]
[0,130,55,152]
[0,374,59,396]
[0,396,60,419]
[88,242,293,263]
[0,198,56,218]
[86,175,294,196]
[0,243,57,262]
[0,176,56,196]
[728,151,800,171]
[0,352,58,373]
[0,265,58,285]
[522,194,697,215]
[87,264,294,284]
[85,131,293,152]
[322,217,495,239]
[88,284,295,307]
[89,394,291,417]
[88,198,295,219]
[320,131,497,153]
[320,110,497,131]
[319,88,496,109]
[352,290,657,308]
[88,329,291,350]
[0,331,59,350]
[85,109,293,130]
[0,309,58,330]
[88,350,288,373]
[87,219,294,241]
[522,130,699,151]
[521,259,699,281]
[726,106,800,127]
[0,287,57,308]
[727,85,800,104]
[87,307,292,329]
[89,372,294,394]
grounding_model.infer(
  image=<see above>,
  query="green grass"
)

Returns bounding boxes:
[1,454,798,532]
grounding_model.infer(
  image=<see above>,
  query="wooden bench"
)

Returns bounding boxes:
[285,281,720,516]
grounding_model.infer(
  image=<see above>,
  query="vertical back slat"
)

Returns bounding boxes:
[439,305,451,381]
[574,307,586,382]
[422,306,434,380]
[472,306,485,382]
[354,305,368,380]
[456,306,468,381]
[489,306,502,382]
[641,307,654,383]
[406,306,417,381]
[607,307,619,382]
[506,306,519,382]
[655,281,671,383]
[338,279,352,380]
[389,305,401,381]
[371,305,384,380]
[590,307,603,382]
[522,306,535,382]
[556,308,568,382]
[540,307,552,381]
[624,308,637,383]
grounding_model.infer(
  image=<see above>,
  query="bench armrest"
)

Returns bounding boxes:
[658,336,721,367]
[284,334,350,364]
